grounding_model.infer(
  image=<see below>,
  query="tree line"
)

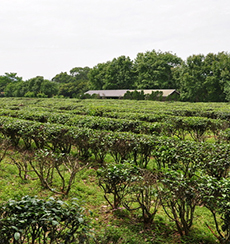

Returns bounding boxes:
[1,50,230,102]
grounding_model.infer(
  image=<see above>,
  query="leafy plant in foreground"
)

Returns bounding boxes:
[97,163,140,209]
[160,169,200,237]
[0,196,89,244]
[201,143,230,180]
[199,176,230,244]
[124,169,161,224]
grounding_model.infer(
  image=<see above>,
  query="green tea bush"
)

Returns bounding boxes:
[97,163,140,209]
[0,196,89,244]
[199,176,230,244]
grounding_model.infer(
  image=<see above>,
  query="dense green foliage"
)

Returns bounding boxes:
[90,56,136,90]
[179,52,230,102]
[0,196,89,243]
[134,50,182,89]
[0,67,90,98]
[1,50,230,101]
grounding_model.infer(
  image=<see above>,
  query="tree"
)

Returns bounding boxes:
[0,73,23,96]
[88,56,136,90]
[4,81,26,97]
[58,81,88,98]
[24,76,58,98]
[103,56,136,89]
[134,50,182,89]
[88,62,110,90]
[179,52,230,102]
[51,72,75,83]
[26,76,44,94]
[218,52,230,101]
[52,67,90,97]
[70,66,90,81]
[40,80,58,97]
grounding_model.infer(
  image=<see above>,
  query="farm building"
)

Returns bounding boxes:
[84,89,180,100]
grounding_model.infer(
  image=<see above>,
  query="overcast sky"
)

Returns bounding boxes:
[0,0,230,80]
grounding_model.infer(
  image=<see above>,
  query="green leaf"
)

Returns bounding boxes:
[78,217,84,223]
[52,220,59,226]
[14,232,20,240]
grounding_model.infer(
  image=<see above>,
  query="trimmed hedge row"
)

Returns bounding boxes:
[2,98,230,119]
[0,108,227,140]
[0,116,229,168]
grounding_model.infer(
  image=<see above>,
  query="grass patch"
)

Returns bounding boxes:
[0,148,222,243]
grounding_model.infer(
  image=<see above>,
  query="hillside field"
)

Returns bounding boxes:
[1,97,230,243]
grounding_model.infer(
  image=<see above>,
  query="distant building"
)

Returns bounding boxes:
[84,89,180,100]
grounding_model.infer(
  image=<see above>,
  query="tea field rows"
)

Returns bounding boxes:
[0,97,230,243]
